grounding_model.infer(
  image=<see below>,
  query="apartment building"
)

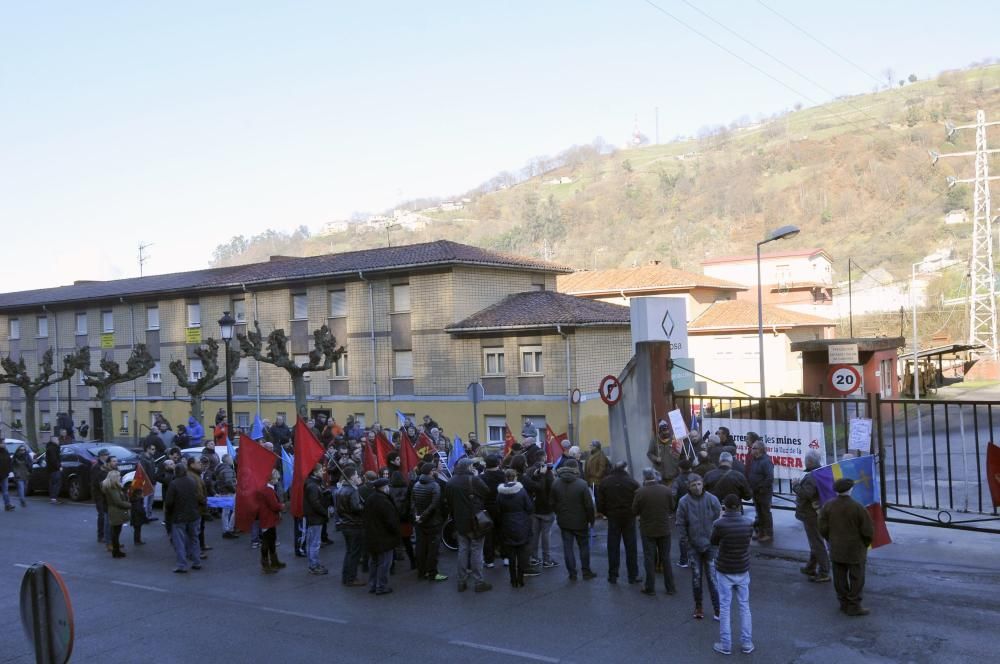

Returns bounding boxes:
[0,241,631,446]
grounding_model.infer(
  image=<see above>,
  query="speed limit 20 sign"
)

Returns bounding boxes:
[829,364,862,395]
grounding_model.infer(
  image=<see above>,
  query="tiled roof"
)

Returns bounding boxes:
[701,248,831,265]
[446,291,630,333]
[557,265,746,295]
[0,240,572,311]
[689,300,835,331]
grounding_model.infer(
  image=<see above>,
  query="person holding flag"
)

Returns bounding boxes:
[129,459,155,547]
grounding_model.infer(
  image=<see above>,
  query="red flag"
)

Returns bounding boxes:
[545,424,567,464]
[235,435,277,532]
[867,503,893,549]
[503,425,517,457]
[398,429,421,478]
[415,432,437,459]
[132,463,154,497]
[362,441,379,474]
[291,419,325,518]
[374,431,392,469]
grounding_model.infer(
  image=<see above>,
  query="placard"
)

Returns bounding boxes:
[667,408,688,440]
[701,416,826,480]
[185,327,202,344]
[848,417,873,452]
[828,344,859,365]
[99,333,114,349]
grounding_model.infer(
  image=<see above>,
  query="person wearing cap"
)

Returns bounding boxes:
[550,458,597,581]
[597,460,641,585]
[90,449,112,545]
[710,494,755,655]
[675,475,722,620]
[633,467,676,596]
[705,453,752,505]
[745,435,774,543]
[819,478,874,616]
[647,421,681,486]
[792,451,830,583]
[363,477,399,595]
[585,440,609,489]
[411,461,448,582]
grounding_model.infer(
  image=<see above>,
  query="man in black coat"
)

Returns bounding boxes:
[45,438,62,504]
[596,461,641,584]
[304,463,331,575]
[819,478,874,616]
[443,458,492,593]
[550,459,597,581]
[705,453,752,504]
[633,467,675,596]
[710,494,755,656]
[479,455,505,569]
[792,451,830,582]
[363,478,400,595]
[0,445,12,511]
[411,462,447,582]
[745,435,774,542]
[164,458,203,573]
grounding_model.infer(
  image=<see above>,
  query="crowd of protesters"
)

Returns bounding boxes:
[2,411,877,657]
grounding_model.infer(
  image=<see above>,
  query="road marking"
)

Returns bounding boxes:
[111,580,168,593]
[449,641,560,663]
[257,606,348,624]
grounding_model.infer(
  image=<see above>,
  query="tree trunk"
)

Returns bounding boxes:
[99,390,115,446]
[291,374,308,420]
[190,394,203,425]
[24,392,39,453]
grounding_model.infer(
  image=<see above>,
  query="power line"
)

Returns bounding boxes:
[754,0,884,88]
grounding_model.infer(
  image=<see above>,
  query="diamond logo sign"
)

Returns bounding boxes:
[661,308,675,339]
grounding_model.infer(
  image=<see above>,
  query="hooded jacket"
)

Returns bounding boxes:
[443,466,490,537]
[675,491,722,553]
[187,417,205,446]
[521,463,554,515]
[497,481,534,546]
[549,465,595,531]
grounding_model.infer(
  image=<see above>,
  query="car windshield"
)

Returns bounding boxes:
[85,445,135,459]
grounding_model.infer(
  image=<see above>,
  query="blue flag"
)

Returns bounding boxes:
[395,410,408,429]
[226,436,237,464]
[281,447,294,493]
[250,413,264,441]
[448,436,465,471]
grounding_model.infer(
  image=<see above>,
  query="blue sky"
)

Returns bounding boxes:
[1,1,997,291]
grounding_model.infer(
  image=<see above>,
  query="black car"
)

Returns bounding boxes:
[27,443,139,502]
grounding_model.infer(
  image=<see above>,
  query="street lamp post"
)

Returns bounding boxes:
[756,225,801,404]
[218,311,236,433]
[910,262,927,506]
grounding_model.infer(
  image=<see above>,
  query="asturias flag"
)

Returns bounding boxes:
[250,413,265,441]
[813,454,892,548]
[502,425,517,457]
[291,418,325,518]
[234,435,277,533]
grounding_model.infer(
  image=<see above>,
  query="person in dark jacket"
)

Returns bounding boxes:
[792,451,830,582]
[633,468,676,596]
[521,460,558,569]
[304,463,331,575]
[705,453,752,504]
[90,449,111,543]
[257,470,286,574]
[388,470,414,571]
[0,444,12,511]
[139,442,158,520]
[745,436,774,542]
[479,455,505,569]
[673,459,697,568]
[102,471,131,559]
[128,474,147,546]
[443,458,492,593]
[550,459,597,581]
[215,454,238,538]
[11,445,31,508]
[411,463,447,582]
[335,465,366,587]
[675,476,721,620]
[164,457,203,573]
[497,468,534,588]
[269,416,292,450]
[364,478,400,595]
[710,494,755,656]
[693,449,716,478]
[45,438,62,504]
[818,478,874,616]
[596,461,640,584]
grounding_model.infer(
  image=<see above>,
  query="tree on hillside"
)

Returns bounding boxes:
[169,338,241,425]
[238,322,344,418]
[908,74,917,83]
[0,348,90,451]
[82,345,156,444]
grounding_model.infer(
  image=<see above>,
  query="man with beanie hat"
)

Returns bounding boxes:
[411,462,447,582]
[550,458,597,580]
[597,460,641,584]
[711,494,755,655]
[819,478,874,616]
[632,467,675,596]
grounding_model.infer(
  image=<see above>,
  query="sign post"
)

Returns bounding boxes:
[19,562,74,664]
[466,382,485,441]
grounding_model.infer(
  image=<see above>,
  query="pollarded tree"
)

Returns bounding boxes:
[0,348,90,451]
[82,344,155,443]
[238,322,344,418]
[168,338,241,425]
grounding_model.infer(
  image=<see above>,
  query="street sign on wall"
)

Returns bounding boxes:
[828,344,859,365]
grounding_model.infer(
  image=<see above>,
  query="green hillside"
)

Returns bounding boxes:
[214,66,1000,286]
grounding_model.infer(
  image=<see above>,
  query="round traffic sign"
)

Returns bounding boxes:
[829,364,862,395]
[599,375,622,405]
[20,562,74,664]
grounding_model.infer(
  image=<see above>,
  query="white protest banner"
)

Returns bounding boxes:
[848,418,873,453]
[667,408,689,440]
[702,417,826,480]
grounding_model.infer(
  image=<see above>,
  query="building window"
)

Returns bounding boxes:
[102,311,114,333]
[77,370,86,385]
[187,303,201,328]
[232,299,246,323]
[520,345,543,374]
[235,412,250,429]
[394,351,413,378]
[329,290,347,318]
[392,284,410,313]
[147,306,159,330]
[293,354,311,380]
[120,411,129,432]
[150,411,162,427]
[189,359,204,381]
[531,282,545,291]
[291,293,308,320]
[234,358,249,381]
[75,313,87,335]
[486,416,507,444]
[148,362,162,383]
[36,316,48,338]
[40,410,51,431]
[12,409,22,428]
[9,319,19,340]
[483,348,505,376]
[331,354,348,378]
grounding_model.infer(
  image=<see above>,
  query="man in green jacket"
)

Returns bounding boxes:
[818,478,874,616]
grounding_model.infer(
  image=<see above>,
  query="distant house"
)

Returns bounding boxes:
[320,220,350,236]
[545,176,574,185]
[440,201,464,211]
[944,209,968,225]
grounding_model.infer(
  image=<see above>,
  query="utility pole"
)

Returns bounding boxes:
[138,241,154,277]
[930,111,1000,359]
[848,259,854,338]
[655,106,660,145]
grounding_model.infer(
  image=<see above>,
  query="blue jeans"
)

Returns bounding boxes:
[369,550,393,592]
[221,506,235,533]
[560,528,592,577]
[2,478,10,506]
[48,471,62,500]
[690,548,719,612]
[306,524,323,569]
[171,520,201,570]
[17,479,27,505]
[340,526,363,583]
[717,571,753,650]
[144,493,155,519]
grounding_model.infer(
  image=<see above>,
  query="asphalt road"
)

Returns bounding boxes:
[1,498,996,663]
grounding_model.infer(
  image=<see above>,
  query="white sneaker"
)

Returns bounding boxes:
[503,558,510,567]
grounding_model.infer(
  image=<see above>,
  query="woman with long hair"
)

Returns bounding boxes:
[102,471,131,558]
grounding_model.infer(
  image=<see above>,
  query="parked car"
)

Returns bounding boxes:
[27,443,139,501]
[5,438,33,488]
[123,444,239,503]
